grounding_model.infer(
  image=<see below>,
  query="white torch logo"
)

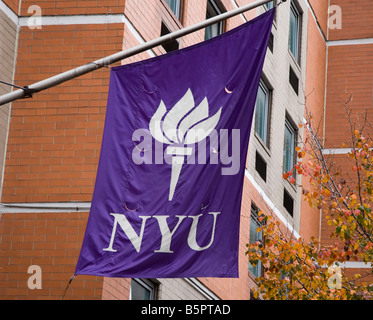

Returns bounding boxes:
[149,89,222,201]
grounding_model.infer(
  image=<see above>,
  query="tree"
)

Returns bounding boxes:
[247,96,373,300]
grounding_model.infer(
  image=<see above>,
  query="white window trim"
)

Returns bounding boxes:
[254,79,270,147]
[130,278,157,300]
[289,1,300,63]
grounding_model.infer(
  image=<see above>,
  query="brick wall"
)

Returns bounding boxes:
[2,0,20,14]
[298,6,328,242]
[0,0,126,300]
[0,211,105,299]
[308,0,328,38]
[2,22,124,203]
[102,277,130,300]
[320,0,373,282]
[20,0,126,16]
[324,44,373,148]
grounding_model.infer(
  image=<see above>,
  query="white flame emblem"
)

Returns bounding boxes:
[149,88,222,201]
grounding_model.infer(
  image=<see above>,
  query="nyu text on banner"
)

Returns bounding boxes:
[75,8,275,278]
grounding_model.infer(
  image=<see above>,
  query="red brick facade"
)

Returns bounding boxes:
[0,0,372,300]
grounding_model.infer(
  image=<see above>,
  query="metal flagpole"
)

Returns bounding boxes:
[0,0,285,106]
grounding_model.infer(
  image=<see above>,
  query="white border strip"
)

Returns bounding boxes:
[328,37,373,47]
[0,202,91,213]
[18,13,126,26]
[322,148,351,155]
[245,169,300,239]
[340,261,372,269]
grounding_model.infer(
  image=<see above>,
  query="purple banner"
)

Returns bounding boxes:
[75,9,275,278]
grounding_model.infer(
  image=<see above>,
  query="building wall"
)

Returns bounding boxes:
[1,0,371,300]
[0,0,127,300]
[246,0,309,240]
[328,0,373,41]
[320,0,373,278]
[0,210,104,299]
[298,2,327,242]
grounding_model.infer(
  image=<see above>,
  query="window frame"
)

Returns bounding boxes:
[283,187,294,217]
[205,0,225,40]
[283,117,297,174]
[164,0,182,20]
[254,79,271,148]
[288,1,301,63]
[248,205,264,278]
[265,1,274,10]
[160,22,180,53]
[255,151,267,182]
[130,278,158,300]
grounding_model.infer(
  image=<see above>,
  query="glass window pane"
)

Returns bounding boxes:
[289,3,299,62]
[205,23,219,40]
[266,1,274,9]
[165,0,180,19]
[130,279,152,300]
[283,120,295,173]
[254,82,269,146]
[249,209,263,278]
[205,0,223,40]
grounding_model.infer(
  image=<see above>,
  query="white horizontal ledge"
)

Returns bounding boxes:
[340,261,372,269]
[0,202,91,213]
[18,13,127,27]
[328,37,373,47]
[322,148,352,155]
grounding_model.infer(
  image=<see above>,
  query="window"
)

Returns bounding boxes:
[249,206,263,278]
[255,151,267,182]
[283,188,294,216]
[130,279,157,300]
[164,0,182,20]
[266,1,274,9]
[289,66,299,95]
[268,32,274,53]
[161,22,179,53]
[289,1,300,63]
[205,0,224,40]
[283,117,296,173]
[254,79,270,147]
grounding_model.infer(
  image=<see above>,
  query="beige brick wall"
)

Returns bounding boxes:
[246,0,309,234]
[158,279,209,300]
